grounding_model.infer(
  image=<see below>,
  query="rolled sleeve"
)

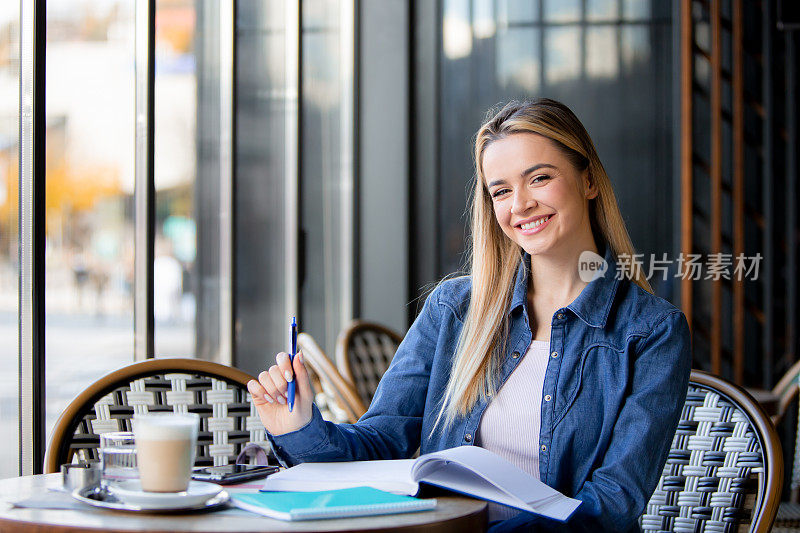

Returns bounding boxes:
[267,404,330,467]
[266,284,445,465]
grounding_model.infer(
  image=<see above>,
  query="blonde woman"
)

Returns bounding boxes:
[248,99,692,532]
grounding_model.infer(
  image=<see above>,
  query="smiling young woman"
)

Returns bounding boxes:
[248,99,692,532]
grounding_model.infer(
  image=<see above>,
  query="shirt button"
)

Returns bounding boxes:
[544,395,552,402]
[556,313,564,320]
[464,433,472,442]
[512,351,520,359]
[551,351,559,358]
[540,445,547,452]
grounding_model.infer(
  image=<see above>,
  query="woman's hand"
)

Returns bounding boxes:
[247,351,314,436]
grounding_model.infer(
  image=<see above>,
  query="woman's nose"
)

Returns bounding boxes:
[511,190,536,215]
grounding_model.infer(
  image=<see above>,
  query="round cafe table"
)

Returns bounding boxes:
[0,474,487,533]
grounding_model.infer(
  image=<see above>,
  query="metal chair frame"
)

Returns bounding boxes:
[298,332,367,424]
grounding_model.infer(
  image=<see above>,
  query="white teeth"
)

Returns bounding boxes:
[521,215,550,230]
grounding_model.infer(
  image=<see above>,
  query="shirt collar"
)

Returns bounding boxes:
[508,242,620,329]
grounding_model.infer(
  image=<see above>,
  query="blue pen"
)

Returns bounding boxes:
[287,317,297,412]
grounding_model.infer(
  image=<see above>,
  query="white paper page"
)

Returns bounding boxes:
[261,459,419,496]
[420,462,531,509]
[415,446,581,521]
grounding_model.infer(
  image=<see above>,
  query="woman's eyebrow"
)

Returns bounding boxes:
[520,163,556,177]
[487,163,557,188]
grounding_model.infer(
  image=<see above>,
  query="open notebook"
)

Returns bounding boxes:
[262,445,581,522]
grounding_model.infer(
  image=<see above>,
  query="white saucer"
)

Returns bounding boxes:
[107,480,223,510]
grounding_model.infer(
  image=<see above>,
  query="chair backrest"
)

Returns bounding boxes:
[298,332,367,424]
[335,320,404,405]
[640,370,783,533]
[771,358,800,425]
[45,358,267,474]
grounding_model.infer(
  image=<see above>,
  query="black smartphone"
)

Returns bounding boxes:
[191,464,280,485]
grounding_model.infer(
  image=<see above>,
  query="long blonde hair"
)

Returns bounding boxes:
[433,99,652,432]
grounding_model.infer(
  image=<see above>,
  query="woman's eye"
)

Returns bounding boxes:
[491,188,510,198]
[531,175,550,184]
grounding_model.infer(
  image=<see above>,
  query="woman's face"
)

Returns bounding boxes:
[482,132,597,256]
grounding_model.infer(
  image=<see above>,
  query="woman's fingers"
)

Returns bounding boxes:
[256,369,280,404]
[294,350,312,398]
[251,351,307,411]
[246,379,269,405]
[276,352,295,385]
[268,364,288,403]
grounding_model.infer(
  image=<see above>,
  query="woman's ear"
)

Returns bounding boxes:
[583,170,599,200]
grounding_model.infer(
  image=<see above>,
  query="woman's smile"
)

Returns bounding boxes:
[516,214,554,235]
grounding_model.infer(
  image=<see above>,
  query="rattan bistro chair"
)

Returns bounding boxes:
[45,358,269,474]
[335,320,403,406]
[640,370,783,532]
[298,332,367,424]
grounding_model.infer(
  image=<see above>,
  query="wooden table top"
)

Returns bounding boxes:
[0,474,487,533]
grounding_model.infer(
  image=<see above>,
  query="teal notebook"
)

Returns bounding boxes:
[231,486,437,521]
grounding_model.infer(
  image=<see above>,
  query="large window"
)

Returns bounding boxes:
[154,0,197,358]
[235,0,354,374]
[10,0,355,474]
[300,0,353,355]
[44,0,136,453]
[436,0,674,300]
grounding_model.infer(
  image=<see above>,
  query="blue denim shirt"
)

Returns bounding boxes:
[268,244,692,532]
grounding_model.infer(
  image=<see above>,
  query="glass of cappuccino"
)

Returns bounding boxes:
[133,412,200,492]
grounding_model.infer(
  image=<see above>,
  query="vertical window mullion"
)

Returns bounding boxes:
[219,1,235,365]
[340,0,356,331]
[134,0,155,361]
[285,1,300,338]
[18,0,47,476]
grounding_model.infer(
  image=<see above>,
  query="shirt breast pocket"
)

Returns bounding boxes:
[552,343,629,432]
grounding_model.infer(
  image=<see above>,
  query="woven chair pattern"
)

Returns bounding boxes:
[349,332,398,403]
[337,323,402,405]
[65,372,269,467]
[640,384,763,532]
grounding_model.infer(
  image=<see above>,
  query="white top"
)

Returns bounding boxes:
[477,339,551,520]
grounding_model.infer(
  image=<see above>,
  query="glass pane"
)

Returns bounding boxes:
[621,26,650,72]
[443,0,472,60]
[497,27,540,93]
[587,0,618,22]
[301,0,345,355]
[235,0,287,376]
[623,0,651,20]
[543,0,580,23]
[154,0,196,358]
[498,0,539,25]
[45,0,135,442]
[586,27,619,79]
[472,0,495,40]
[0,2,20,478]
[545,27,581,85]
[435,2,674,288]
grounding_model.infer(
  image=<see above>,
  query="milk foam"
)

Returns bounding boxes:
[133,414,198,441]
